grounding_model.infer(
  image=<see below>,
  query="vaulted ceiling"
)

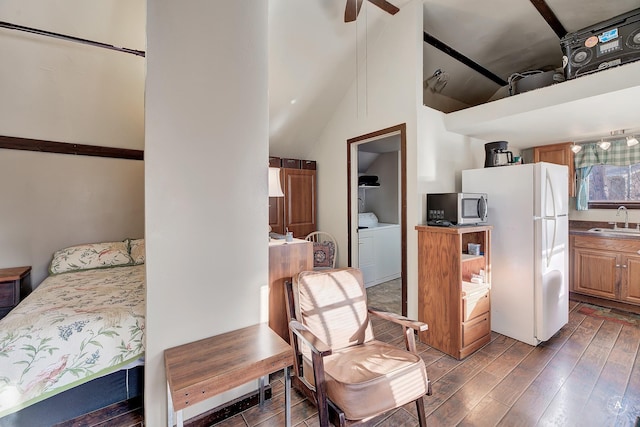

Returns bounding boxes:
[268,0,640,154]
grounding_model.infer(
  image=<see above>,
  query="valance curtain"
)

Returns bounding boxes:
[574,139,640,210]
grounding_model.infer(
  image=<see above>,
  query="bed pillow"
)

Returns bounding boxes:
[129,238,145,265]
[49,241,133,274]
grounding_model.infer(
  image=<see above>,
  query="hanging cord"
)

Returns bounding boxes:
[364,2,368,116]
[0,21,145,57]
[355,4,360,118]
[355,2,369,118]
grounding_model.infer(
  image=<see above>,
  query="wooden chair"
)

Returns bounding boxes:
[285,268,431,427]
[305,231,338,269]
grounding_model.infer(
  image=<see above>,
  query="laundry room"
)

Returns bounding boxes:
[357,138,402,288]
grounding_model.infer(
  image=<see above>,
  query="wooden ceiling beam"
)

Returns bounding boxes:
[529,0,568,38]
[423,32,508,86]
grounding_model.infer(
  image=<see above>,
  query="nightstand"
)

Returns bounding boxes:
[0,266,31,320]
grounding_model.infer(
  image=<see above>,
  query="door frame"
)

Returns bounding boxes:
[347,123,407,315]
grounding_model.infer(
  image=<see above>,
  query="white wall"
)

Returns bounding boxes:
[145,2,268,425]
[308,0,421,303]
[0,0,145,149]
[308,0,488,319]
[0,1,145,286]
[0,151,144,285]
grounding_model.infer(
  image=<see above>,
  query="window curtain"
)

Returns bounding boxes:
[573,139,640,210]
[575,166,592,211]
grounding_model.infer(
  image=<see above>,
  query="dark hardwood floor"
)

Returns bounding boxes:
[70,280,640,427]
[209,294,640,426]
[53,398,144,427]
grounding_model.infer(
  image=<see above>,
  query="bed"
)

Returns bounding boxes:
[0,239,146,426]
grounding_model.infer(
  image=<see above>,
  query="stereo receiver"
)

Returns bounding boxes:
[561,8,640,80]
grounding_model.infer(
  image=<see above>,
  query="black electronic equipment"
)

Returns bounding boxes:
[561,8,640,80]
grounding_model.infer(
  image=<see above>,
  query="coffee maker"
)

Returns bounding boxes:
[484,141,513,167]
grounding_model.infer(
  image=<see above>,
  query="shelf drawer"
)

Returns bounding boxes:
[0,280,18,308]
[573,235,640,253]
[269,156,281,167]
[463,291,490,322]
[282,158,301,169]
[462,313,490,347]
[301,160,316,170]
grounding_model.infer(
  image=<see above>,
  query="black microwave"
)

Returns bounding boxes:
[426,193,488,225]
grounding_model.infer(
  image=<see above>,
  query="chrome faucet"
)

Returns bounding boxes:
[617,205,629,229]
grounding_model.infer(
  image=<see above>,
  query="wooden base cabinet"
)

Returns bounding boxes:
[416,225,492,359]
[571,235,640,307]
[268,240,313,342]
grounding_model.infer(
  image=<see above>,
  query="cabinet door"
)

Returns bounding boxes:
[572,247,617,299]
[534,142,575,197]
[283,168,316,238]
[621,254,640,305]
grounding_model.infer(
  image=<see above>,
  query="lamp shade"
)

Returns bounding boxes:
[268,167,284,197]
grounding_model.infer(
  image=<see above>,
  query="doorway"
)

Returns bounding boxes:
[347,123,407,316]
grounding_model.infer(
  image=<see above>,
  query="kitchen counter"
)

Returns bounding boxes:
[569,220,640,240]
[569,220,640,315]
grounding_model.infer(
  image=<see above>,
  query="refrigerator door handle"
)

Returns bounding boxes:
[545,217,557,268]
[541,168,558,268]
[546,168,557,219]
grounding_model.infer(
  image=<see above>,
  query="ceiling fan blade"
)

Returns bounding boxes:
[344,0,364,22]
[367,0,400,15]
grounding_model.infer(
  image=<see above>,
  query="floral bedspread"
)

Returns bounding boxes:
[0,265,145,417]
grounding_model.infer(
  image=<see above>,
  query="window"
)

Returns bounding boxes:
[588,163,640,209]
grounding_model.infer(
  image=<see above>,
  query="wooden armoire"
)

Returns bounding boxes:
[269,157,317,238]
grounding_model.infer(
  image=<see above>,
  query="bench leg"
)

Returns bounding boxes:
[259,375,266,406]
[167,382,183,427]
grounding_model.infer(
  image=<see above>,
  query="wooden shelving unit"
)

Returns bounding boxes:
[415,224,492,359]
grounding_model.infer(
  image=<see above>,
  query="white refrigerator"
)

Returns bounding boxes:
[462,162,569,346]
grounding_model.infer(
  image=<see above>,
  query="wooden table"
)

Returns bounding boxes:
[164,323,293,427]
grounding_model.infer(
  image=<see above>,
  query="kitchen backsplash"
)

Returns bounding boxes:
[569,198,640,225]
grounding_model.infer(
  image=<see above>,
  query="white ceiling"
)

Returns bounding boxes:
[269,0,414,157]
[269,0,640,154]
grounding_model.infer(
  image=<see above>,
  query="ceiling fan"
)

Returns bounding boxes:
[344,0,400,23]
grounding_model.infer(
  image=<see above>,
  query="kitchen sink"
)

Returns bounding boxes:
[588,227,640,237]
